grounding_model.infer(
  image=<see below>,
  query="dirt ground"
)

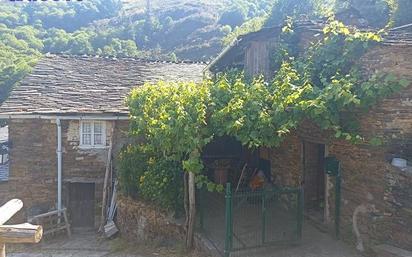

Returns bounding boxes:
[7,225,362,257]
[8,230,206,257]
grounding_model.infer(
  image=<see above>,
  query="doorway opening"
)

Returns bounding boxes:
[303,141,326,223]
[69,183,95,228]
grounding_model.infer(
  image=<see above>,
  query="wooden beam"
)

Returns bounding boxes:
[28,208,66,222]
[0,199,23,225]
[0,223,42,244]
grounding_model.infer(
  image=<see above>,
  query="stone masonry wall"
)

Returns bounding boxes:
[116,196,184,243]
[269,44,412,252]
[0,118,129,225]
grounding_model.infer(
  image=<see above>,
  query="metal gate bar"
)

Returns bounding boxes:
[198,183,303,257]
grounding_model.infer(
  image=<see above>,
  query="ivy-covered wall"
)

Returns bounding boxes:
[251,30,412,252]
[270,80,412,252]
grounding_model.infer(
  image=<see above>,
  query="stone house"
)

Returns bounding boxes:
[208,22,412,252]
[0,54,205,228]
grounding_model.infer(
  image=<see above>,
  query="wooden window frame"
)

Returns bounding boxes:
[79,121,106,149]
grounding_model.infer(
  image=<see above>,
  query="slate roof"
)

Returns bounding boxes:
[0,55,206,116]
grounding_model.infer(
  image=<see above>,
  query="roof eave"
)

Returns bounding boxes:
[0,113,130,120]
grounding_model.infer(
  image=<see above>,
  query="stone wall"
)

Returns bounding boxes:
[269,107,412,252]
[116,196,184,243]
[264,42,412,253]
[0,118,129,225]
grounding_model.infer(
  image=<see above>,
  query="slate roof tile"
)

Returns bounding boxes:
[0,55,206,115]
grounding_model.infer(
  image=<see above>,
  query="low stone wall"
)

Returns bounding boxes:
[116,196,185,243]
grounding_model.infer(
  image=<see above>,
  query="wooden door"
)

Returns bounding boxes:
[303,141,325,213]
[69,183,95,228]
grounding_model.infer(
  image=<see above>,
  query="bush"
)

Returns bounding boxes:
[118,145,148,197]
[118,145,183,212]
[139,158,183,212]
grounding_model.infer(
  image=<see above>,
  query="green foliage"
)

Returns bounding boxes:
[118,145,183,211]
[124,17,410,207]
[128,81,211,173]
[218,6,247,28]
[264,0,332,27]
[139,158,183,211]
[222,15,267,46]
[392,0,412,26]
[335,0,392,28]
[118,145,149,196]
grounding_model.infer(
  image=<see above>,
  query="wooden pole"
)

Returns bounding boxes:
[186,171,196,249]
[0,199,23,225]
[99,122,115,231]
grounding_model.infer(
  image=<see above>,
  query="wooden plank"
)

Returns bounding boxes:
[0,199,23,225]
[28,208,66,222]
[0,223,42,244]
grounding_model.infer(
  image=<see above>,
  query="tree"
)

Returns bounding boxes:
[127,81,212,248]
[393,0,412,26]
[265,0,317,27]
[336,0,392,27]
[219,6,247,28]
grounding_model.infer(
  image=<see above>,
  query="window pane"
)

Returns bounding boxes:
[94,122,103,134]
[82,134,91,145]
[94,134,103,145]
[82,122,91,133]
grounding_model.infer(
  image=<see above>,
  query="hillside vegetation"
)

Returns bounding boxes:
[0,0,411,103]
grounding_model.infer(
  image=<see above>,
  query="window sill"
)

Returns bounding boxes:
[78,145,108,150]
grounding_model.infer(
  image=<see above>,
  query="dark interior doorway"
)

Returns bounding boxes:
[69,183,95,228]
[303,141,326,221]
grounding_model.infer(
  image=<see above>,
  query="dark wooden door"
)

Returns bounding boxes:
[303,141,325,213]
[69,183,95,228]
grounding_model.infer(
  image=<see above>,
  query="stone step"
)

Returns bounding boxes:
[373,244,412,257]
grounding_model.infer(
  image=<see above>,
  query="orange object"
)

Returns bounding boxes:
[249,172,265,190]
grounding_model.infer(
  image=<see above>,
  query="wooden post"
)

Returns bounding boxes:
[186,171,196,249]
[100,121,115,231]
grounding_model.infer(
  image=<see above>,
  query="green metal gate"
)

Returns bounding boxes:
[199,183,304,257]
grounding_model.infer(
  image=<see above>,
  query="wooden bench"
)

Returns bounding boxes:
[28,208,71,238]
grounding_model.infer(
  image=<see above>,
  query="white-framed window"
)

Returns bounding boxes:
[80,121,106,148]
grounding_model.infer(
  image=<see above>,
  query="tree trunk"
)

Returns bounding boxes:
[183,172,189,231]
[185,172,196,249]
[0,199,23,225]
